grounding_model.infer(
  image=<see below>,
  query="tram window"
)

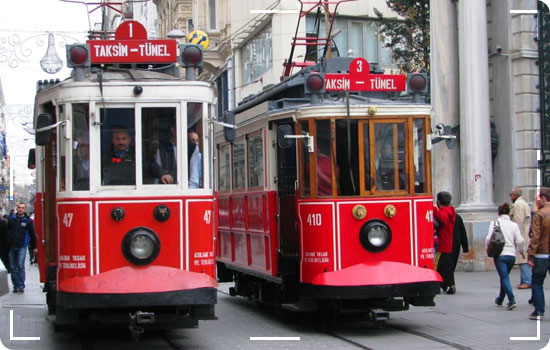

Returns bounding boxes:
[336,119,359,195]
[316,120,338,196]
[300,121,310,197]
[232,139,246,190]
[374,123,406,191]
[247,133,264,188]
[188,103,203,189]
[72,103,89,191]
[142,107,178,185]
[413,118,426,193]
[100,108,136,186]
[219,144,231,191]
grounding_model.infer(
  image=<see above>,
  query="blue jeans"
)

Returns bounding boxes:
[9,247,27,290]
[494,255,516,304]
[518,263,532,285]
[532,258,550,315]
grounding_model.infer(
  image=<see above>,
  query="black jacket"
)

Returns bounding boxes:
[149,142,177,182]
[101,146,136,186]
[7,213,36,249]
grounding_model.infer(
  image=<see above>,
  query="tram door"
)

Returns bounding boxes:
[276,121,299,282]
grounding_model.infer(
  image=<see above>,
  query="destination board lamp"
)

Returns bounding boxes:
[66,44,90,81]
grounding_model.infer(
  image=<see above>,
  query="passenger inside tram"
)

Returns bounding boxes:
[149,119,178,185]
[102,128,136,186]
[188,129,202,189]
[73,134,89,191]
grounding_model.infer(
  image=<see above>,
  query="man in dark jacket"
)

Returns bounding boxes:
[448,214,469,294]
[149,123,177,185]
[101,128,136,186]
[8,203,36,293]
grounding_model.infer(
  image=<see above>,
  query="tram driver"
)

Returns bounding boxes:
[102,128,136,186]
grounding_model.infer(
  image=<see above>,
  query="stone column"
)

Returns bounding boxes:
[429,0,460,204]
[457,0,496,271]
[457,0,495,212]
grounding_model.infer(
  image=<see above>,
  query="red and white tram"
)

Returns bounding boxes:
[215,56,441,323]
[31,21,217,333]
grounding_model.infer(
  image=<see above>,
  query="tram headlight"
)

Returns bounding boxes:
[122,228,160,265]
[359,220,392,253]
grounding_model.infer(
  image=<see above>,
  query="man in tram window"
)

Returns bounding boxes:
[73,134,89,191]
[102,128,136,186]
[188,129,202,189]
[149,120,178,185]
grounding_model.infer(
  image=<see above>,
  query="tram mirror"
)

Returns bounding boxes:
[223,111,236,143]
[277,125,295,149]
[35,113,53,146]
[27,149,36,169]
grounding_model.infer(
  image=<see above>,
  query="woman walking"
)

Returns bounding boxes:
[486,203,525,310]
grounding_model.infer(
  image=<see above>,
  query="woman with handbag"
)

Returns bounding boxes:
[486,203,525,310]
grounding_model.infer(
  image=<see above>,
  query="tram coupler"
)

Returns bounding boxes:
[135,311,155,324]
[369,309,389,322]
[129,311,154,341]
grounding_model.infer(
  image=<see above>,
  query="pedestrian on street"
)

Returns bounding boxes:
[486,203,524,310]
[8,202,37,293]
[433,191,457,294]
[509,186,532,289]
[527,187,550,319]
[449,213,469,292]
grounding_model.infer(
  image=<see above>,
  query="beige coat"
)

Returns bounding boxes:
[511,196,531,264]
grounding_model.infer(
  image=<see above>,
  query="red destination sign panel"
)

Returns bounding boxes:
[325,58,406,92]
[87,40,177,64]
[86,20,178,64]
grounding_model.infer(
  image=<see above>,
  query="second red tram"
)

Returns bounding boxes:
[31,21,217,333]
[215,57,441,322]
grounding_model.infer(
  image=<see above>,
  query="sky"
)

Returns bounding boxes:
[0,0,102,185]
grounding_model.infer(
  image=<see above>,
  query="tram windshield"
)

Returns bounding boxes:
[60,102,207,192]
[299,116,429,197]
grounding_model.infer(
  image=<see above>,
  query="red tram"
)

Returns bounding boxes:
[214,56,441,323]
[31,21,217,333]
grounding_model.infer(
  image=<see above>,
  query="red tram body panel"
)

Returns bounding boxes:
[31,21,218,333]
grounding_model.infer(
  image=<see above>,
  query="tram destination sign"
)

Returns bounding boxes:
[87,20,178,64]
[324,58,406,92]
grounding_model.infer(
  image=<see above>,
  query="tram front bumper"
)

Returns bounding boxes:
[57,265,218,309]
[309,261,442,303]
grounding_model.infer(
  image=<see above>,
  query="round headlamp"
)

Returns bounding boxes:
[122,227,160,265]
[359,220,392,252]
